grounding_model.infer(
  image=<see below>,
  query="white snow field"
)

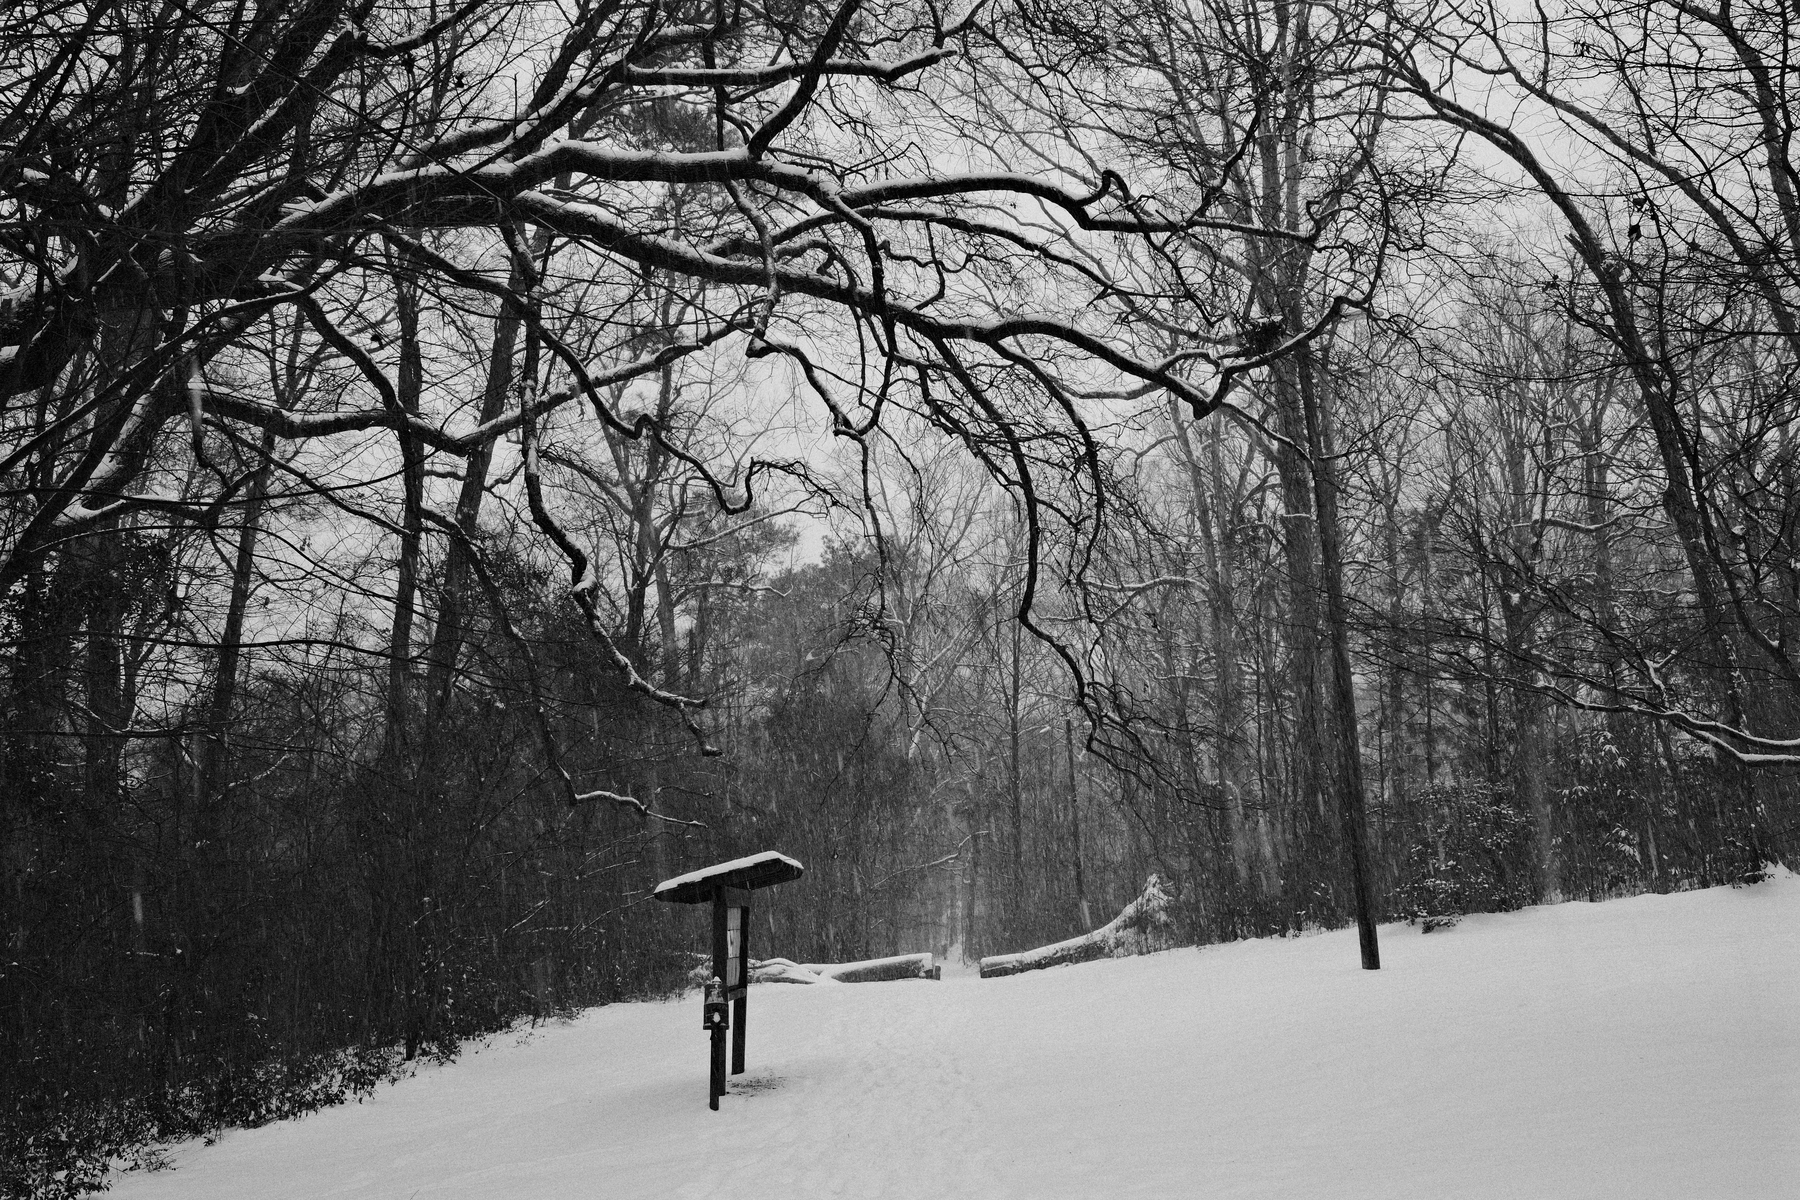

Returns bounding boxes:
[113,873,1799,1200]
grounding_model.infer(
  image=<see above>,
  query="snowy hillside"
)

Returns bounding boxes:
[112,875,1799,1200]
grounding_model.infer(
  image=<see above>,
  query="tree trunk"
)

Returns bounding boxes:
[1066,719,1092,931]
[422,258,527,726]
[1303,350,1380,970]
[197,429,277,813]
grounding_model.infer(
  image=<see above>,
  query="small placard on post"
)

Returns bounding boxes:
[726,904,743,992]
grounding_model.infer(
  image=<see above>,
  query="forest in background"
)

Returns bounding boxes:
[4,0,1798,1192]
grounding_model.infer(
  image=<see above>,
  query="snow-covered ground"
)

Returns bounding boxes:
[112,873,1799,1199]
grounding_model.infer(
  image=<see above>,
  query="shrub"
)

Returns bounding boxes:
[1393,783,1536,929]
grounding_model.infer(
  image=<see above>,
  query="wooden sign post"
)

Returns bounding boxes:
[654,851,804,1110]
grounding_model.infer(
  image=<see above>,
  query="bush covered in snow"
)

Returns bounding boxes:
[2,1045,407,1200]
[1392,784,1536,930]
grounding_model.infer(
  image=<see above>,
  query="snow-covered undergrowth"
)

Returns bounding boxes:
[112,873,1799,1199]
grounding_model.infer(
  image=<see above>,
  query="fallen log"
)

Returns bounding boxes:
[746,958,829,985]
[691,952,940,987]
[978,875,1175,979]
[798,953,941,983]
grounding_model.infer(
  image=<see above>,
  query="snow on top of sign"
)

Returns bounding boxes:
[653,851,804,897]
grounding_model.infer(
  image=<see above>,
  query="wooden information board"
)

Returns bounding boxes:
[654,852,804,1109]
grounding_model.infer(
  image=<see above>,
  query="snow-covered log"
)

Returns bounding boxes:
[689,953,940,987]
[798,953,941,983]
[745,958,830,985]
[688,955,825,986]
[978,876,1175,979]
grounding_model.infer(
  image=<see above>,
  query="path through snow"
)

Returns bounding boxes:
[112,873,1799,1199]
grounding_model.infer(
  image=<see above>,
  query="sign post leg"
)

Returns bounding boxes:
[732,903,749,1075]
[709,1024,726,1110]
[710,893,728,1109]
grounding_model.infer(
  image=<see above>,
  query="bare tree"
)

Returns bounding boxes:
[1387,0,1800,865]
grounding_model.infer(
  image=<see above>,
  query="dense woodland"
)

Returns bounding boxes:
[4,0,1798,1192]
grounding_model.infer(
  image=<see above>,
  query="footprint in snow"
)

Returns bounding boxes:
[727,1073,785,1097]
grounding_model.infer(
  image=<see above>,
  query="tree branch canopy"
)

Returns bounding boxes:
[0,0,1291,606]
